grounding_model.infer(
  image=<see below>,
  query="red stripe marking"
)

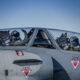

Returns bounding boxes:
[20,50,24,56]
[15,50,24,56]
[15,51,19,56]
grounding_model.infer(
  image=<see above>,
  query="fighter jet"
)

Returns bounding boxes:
[0,27,80,80]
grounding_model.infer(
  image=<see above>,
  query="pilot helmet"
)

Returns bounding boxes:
[64,33,67,37]
[70,36,79,46]
[11,30,20,38]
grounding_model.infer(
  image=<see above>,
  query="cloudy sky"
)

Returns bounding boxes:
[0,0,80,33]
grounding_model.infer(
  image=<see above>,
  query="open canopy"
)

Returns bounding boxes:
[0,27,80,52]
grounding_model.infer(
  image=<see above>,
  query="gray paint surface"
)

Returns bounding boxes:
[0,27,80,80]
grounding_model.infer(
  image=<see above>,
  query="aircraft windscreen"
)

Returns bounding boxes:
[32,29,56,49]
[0,28,34,46]
[49,29,80,52]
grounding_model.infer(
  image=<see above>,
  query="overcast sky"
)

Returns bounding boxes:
[0,0,80,33]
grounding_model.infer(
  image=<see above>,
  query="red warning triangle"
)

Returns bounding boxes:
[71,61,79,69]
[24,71,29,76]
[72,62,78,67]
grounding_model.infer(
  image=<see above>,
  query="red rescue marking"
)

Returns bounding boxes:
[15,50,24,56]
[22,67,31,79]
[23,71,30,76]
[73,62,78,67]
[71,61,79,69]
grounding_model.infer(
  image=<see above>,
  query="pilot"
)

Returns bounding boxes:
[70,36,79,48]
[10,29,28,46]
[10,30,21,44]
[56,33,70,49]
